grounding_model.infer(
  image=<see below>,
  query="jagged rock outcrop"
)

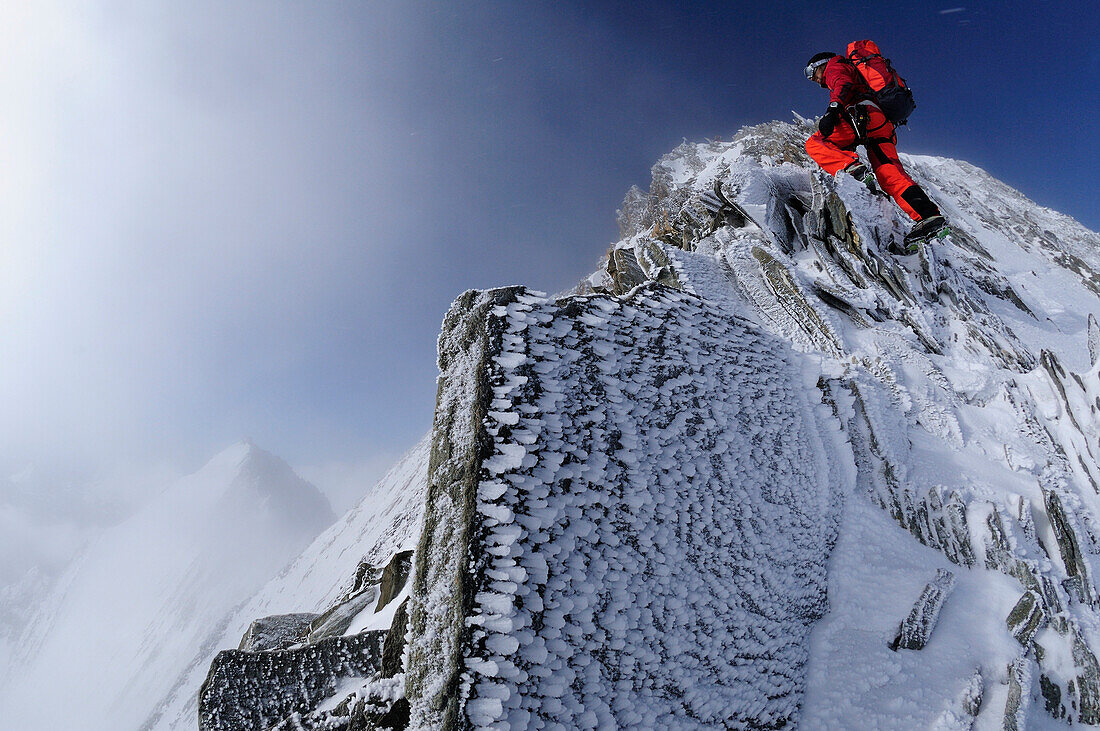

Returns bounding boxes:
[890,568,956,651]
[198,549,416,731]
[199,631,385,731]
[1006,590,1045,647]
[406,283,848,729]
[238,614,318,652]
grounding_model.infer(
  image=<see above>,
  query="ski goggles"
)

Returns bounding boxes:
[804,58,829,80]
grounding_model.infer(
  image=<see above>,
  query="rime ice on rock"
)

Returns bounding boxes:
[199,631,385,730]
[890,568,956,651]
[405,284,848,729]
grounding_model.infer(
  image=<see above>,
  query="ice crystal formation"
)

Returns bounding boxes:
[189,120,1100,730]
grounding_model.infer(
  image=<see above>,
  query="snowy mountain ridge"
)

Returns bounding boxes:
[0,441,334,731]
[177,119,1100,730]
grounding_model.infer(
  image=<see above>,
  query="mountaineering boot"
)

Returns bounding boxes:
[841,160,881,194]
[842,161,868,179]
[842,161,874,185]
[903,215,948,250]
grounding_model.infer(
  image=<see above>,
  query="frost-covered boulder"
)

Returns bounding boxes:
[198,549,419,730]
[405,284,849,728]
[199,630,385,731]
[238,613,318,652]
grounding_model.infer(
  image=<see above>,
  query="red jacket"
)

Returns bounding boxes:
[823,56,872,108]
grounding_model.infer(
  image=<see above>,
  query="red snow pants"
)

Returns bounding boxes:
[805,105,923,220]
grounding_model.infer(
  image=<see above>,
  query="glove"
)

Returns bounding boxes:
[818,102,841,137]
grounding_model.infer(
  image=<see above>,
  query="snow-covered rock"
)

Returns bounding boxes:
[191,119,1100,729]
[405,283,849,729]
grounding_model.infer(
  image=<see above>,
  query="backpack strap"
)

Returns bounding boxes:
[848,51,884,65]
[848,51,906,86]
[833,58,876,108]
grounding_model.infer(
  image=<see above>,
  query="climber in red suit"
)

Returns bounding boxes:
[803,52,945,244]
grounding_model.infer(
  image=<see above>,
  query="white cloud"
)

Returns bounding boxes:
[298,450,403,515]
[0,2,426,472]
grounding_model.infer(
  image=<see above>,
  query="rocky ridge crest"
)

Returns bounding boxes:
[196,120,1100,730]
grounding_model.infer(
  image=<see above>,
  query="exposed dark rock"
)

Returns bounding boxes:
[1088,313,1099,367]
[198,630,384,731]
[890,568,956,651]
[1029,619,1100,725]
[1042,485,1095,606]
[982,505,1059,610]
[367,697,410,731]
[380,599,408,680]
[607,246,648,294]
[1071,628,1100,724]
[375,551,413,613]
[238,613,319,652]
[308,588,378,643]
[635,240,681,288]
[1041,350,1085,434]
[1041,673,1065,720]
[305,549,415,646]
[1005,590,1045,647]
[811,283,872,327]
[341,561,382,605]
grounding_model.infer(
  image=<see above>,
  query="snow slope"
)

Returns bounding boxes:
[0,463,159,678]
[0,442,333,731]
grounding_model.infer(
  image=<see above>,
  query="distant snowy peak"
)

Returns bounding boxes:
[225,440,334,530]
[0,441,337,731]
[172,440,334,534]
[153,435,431,731]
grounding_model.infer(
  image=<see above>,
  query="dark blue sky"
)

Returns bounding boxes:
[353,1,1100,459]
[5,2,1098,500]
